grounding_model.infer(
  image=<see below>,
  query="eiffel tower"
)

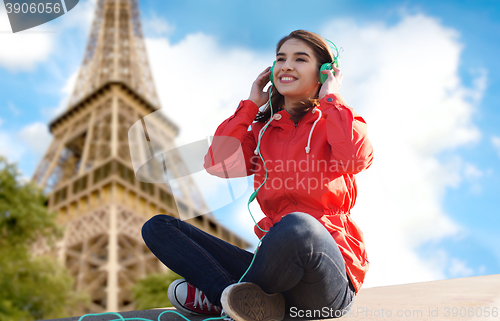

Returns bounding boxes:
[31,0,250,313]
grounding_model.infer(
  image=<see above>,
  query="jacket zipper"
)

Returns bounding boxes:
[283,124,298,208]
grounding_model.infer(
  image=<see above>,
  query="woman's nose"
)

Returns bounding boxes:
[281,60,293,71]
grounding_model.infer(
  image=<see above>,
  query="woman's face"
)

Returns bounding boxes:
[273,38,321,104]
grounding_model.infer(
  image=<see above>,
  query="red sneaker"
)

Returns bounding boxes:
[168,279,221,316]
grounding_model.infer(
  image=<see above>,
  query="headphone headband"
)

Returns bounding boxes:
[325,38,340,66]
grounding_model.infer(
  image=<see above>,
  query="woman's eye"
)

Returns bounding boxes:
[277,58,285,62]
[296,58,306,62]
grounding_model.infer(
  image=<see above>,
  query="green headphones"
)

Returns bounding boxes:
[269,39,340,85]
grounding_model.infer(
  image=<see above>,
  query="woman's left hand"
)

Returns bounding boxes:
[318,65,343,100]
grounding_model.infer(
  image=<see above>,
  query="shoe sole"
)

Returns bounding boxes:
[221,283,285,321]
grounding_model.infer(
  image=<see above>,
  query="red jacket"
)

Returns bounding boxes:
[204,93,374,293]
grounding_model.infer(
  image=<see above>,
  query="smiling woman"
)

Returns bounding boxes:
[142,29,374,321]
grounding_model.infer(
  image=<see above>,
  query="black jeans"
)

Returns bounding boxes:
[142,212,355,318]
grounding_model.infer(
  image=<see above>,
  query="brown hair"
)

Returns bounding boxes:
[255,30,335,123]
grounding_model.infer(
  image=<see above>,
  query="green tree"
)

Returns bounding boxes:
[131,271,181,310]
[0,156,86,321]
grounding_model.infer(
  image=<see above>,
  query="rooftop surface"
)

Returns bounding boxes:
[43,273,500,321]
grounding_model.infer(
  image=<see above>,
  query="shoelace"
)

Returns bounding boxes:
[220,309,235,321]
[193,287,219,313]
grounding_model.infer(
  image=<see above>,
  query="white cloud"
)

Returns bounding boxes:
[464,163,483,179]
[7,102,21,116]
[212,180,266,249]
[232,192,266,249]
[18,122,52,158]
[0,121,51,179]
[145,32,273,147]
[420,249,476,280]
[0,6,55,71]
[0,0,95,176]
[41,68,79,119]
[319,14,485,287]
[143,13,175,37]
[462,162,483,194]
[56,0,96,33]
[0,0,95,72]
[0,130,25,161]
[492,136,500,158]
[0,106,23,164]
[448,258,474,278]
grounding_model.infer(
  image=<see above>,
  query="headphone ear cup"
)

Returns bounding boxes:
[319,63,334,84]
[270,61,276,84]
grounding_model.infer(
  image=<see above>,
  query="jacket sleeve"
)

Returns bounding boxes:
[320,93,374,174]
[203,100,260,178]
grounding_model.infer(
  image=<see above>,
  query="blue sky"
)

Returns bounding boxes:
[0,0,499,289]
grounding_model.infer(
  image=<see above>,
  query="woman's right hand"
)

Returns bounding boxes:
[248,67,272,107]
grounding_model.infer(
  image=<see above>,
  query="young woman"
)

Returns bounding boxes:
[142,29,373,321]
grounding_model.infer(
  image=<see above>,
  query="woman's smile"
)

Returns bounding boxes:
[279,74,297,83]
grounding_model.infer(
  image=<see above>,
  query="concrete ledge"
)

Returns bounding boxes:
[43,274,500,321]
[343,273,500,320]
